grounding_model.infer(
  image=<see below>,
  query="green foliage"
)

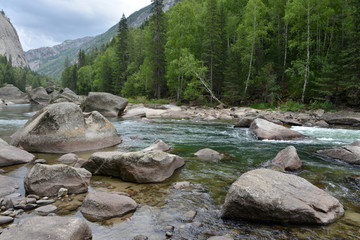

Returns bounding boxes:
[279,100,306,112]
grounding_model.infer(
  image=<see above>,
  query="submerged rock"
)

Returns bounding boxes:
[143,139,170,152]
[0,175,18,197]
[82,151,184,183]
[271,146,302,171]
[317,140,360,165]
[80,191,138,221]
[221,168,344,225]
[24,164,91,197]
[10,102,122,153]
[83,92,128,117]
[0,138,35,167]
[0,216,92,240]
[249,118,305,140]
[194,148,224,161]
[58,153,78,164]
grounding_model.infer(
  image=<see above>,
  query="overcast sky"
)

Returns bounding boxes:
[1,0,151,51]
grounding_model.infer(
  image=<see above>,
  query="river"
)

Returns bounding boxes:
[0,104,359,239]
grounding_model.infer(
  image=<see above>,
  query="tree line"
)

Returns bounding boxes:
[0,56,53,91]
[61,0,360,108]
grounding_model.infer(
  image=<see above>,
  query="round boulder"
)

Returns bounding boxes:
[271,146,302,171]
[80,191,138,221]
[143,139,170,152]
[194,148,224,161]
[83,92,128,117]
[0,216,92,240]
[0,84,29,104]
[82,151,184,183]
[10,102,122,153]
[24,164,91,197]
[221,168,344,225]
[249,118,305,140]
[58,153,78,164]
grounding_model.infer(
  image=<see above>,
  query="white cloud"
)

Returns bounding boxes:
[1,0,152,51]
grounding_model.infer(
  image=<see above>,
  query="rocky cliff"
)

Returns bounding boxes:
[25,0,179,80]
[0,11,28,67]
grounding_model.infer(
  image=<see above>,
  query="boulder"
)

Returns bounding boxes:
[322,111,360,126]
[82,151,184,183]
[80,191,138,221]
[24,164,91,197]
[0,84,29,104]
[143,139,170,152]
[317,140,360,165]
[0,216,13,226]
[194,148,224,161]
[249,118,305,140]
[0,175,18,197]
[0,216,92,240]
[10,102,122,153]
[221,168,344,225]
[234,117,255,128]
[271,146,302,171]
[28,87,50,105]
[58,153,78,163]
[0,138,35,167]
[83,92,128,117]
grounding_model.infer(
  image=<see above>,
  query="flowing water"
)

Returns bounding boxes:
[1,104,360,239]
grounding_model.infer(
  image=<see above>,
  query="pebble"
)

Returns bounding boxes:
[0,216,13,225]
[182,210,197,222]
[58,188,68,198]
[35,205,57,216]
[133,235,148,240]
[0,169,5,174]
[26,198,37,204]
[34,159,46,164]
[27,194,40,200]
[165,232,173,237]
[164,225,175,231]
[36,199,55,206]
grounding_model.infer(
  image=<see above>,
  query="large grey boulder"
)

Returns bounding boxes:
[0,138,35,167]
[270,146,302,171]
[82,151,184,183]
[83,92,128,117]
[322,111,360,126]
[249,118,305,140]
[0,175,18,197]
[24,164,91,197]
[221,169,344,225]
[0,84,29,104]
[50,88,84,105]
[0,216,92,240]
[28,87,50,105]
[80,192,138,221]
[317,140,360,165]
[10,102,122,153]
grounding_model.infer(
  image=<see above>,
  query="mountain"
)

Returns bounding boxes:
[0,11,28,68]
[25,0,179,80]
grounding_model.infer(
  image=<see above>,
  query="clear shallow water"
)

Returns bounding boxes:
[1,105,360,239]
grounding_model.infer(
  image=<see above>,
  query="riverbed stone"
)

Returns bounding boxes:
[208,237,234,240]
[0,138,35,167]
[0,216,13,226]
[249,118,305,140]
[322,111,360,126]
[0,84,29,104]
[28,87,50,105]
[194,148,224,161]
[24,164,91,197]
[10,102,122,153]
[35,204,57,216]
[271,146,302,171]
[234,117,255,128]
[317,140,360,165]
[82,151,184,183]
[58,153,78,163]
[182,210,197,222]
[80,191,138,221]
[0,216,92,240]
[0,175,18,198]
[143,139,170,152]
[221,168,344,225]
[83,92,128,117]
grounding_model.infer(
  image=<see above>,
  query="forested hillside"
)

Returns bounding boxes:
[61,0,360,107]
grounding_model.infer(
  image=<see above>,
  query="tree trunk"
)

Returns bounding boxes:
[282,23,288,83]
[194,72,226,107]
[302,0,310,103]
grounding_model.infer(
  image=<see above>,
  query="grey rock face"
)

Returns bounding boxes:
[317,140,360,165]
[82,151,184,183]
[0,138,35,167]
[0,85,29,104]
[10,102,122,153]
[0,175,18,197]
[83,92,128,117]
[28,87,50,105]
[0,13,28,67]
[221,169,344,225]
[0,216,92,240]
[249,118,305,140]
[194,148,224,161]
[271,146,302,171]
[80,191,138,221]
[24,164,91,197]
